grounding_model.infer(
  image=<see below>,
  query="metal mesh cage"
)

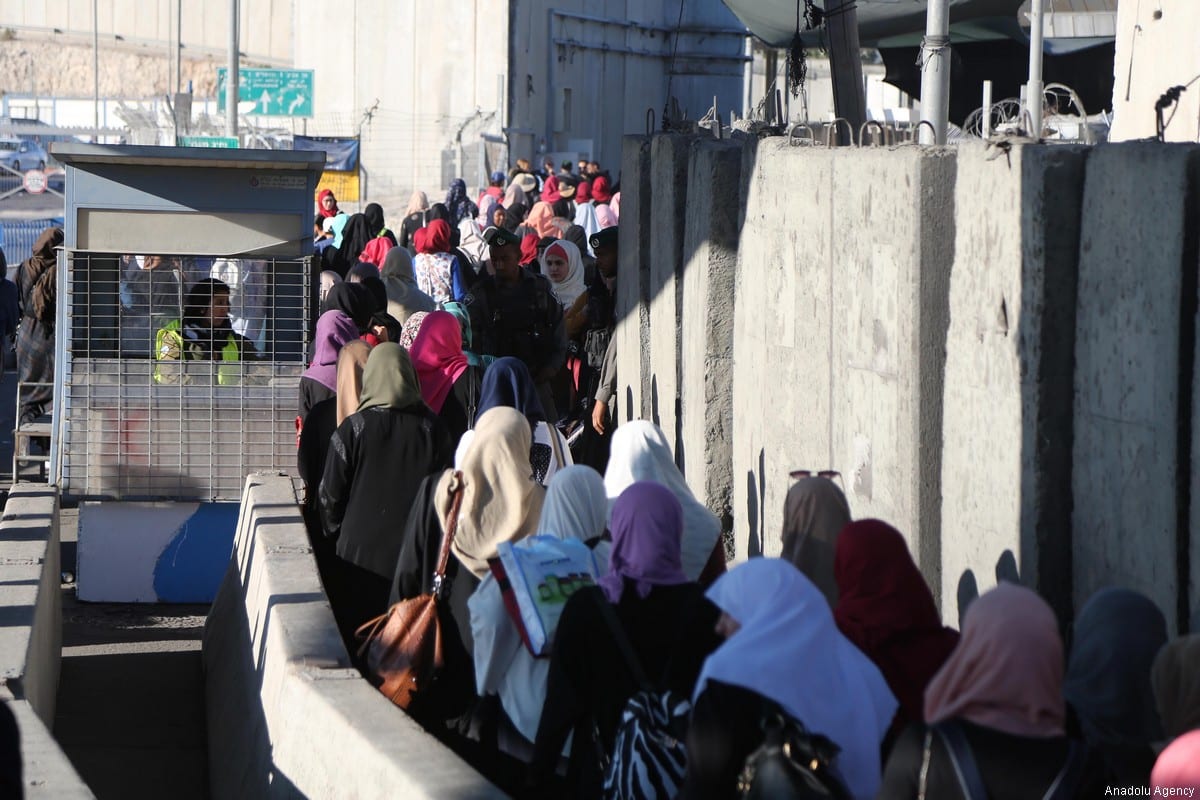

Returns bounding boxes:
[57,250,311,501]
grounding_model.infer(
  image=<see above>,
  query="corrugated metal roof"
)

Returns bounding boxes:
[1020,0,1118,12]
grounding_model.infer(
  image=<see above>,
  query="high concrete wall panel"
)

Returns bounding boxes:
[615,135,652,424]
[830,147,956,598]
[732,140,838,561]
[680,139,744,538]
[648,135,692,450]
[1073,143,1200,633]
[940,143,1087,628]
[204,473,504,799]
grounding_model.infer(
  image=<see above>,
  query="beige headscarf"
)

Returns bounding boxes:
[1152,634,1200,739]
[404,190,429,217]
[781,477,851,608]
[435,406,545,578]
[380,247,436,323]
[335,340,371,426]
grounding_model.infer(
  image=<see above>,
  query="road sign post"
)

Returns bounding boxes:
[216,68,314,118]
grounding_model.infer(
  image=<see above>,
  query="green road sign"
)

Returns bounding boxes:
[179,135,239,148]
[216,68,314,118]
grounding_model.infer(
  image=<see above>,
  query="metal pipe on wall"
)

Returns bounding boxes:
[226,0,239,138]
[1027,0,1046,139]
[92,0,99,132]
[919,0,951,144]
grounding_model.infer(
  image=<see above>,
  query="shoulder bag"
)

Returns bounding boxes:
[355,473,465,710]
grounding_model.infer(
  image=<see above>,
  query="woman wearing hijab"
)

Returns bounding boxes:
[604,420,724,585]
[502,181,528,211]
[591,175,613,206]
[878,583,1105,799]
[336,213,378,267]
[541,175,563,205]
[530,481,722,796]
[399,190,430,251]
[526,201,561,240]
[15,227,62,424]
[317,188,340,219]
[413,219,465,304]
[379,247,436,324]
[445,177,478,227]
[398,311,429,351]
[594,202,618,231]
[321,282,373,333]
[503,202,529,233]
[562,224,595,271]
[833,520,959,735]
[298,309,360,420]
[455,357,573,486]
[335,339,371,426]
[363,202,398,247]
[518,233,540,270]
[408,310,481,442]
[540,239,587,312]
[1063,588,1167,784]
[391,406,546,724]
[318,343,454,646]
[469,465,611,759]
[1152,633,1200,744]
[781,476,852,607]
[681,558,898,800]
[318,270,342,314]
[609,191,621,222]
[572,200,601,252]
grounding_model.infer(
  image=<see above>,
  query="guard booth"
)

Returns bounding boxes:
[48,143,325,602]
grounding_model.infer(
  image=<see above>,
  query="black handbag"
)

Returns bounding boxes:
[737,712,851,800]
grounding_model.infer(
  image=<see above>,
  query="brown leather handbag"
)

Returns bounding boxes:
[355,472,465,710]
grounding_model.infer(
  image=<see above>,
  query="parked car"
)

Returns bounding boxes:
[0,137,48,172]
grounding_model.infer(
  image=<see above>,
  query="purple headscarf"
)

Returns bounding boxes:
[303,309,360,391]
[599,481,689,603]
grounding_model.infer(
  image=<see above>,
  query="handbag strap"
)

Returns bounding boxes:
[590,588,652,692]
[1042,740,1085,800]
[934,721,988,800]
[431,471,465,598]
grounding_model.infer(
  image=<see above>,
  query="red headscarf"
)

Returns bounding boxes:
[833,520,959,729]
[414,219,452,255]
[408,311,469,414]
[542,175,563,204]
[575,180,592,203]
[317,189,339,218]
[591,176,613,204]
[519,233,540,266]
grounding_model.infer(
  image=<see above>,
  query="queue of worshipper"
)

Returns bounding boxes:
[282,172,1200,798]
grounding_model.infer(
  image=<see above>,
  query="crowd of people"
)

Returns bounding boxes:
[296,164,1199,798]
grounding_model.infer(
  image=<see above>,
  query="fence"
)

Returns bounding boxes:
[1,219,63,278]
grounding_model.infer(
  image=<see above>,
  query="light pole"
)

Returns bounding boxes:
[225,0,239,139]
[919,0,951,144]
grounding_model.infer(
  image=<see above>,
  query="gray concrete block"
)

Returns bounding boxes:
[1073,143,1200,633]
[829,147,956,604]
[648,134,693,445]
[6,698,94,799]
[940,143,1087,628]
[731,141,838,561]
[680,139,745,542]
[615,136,652,424]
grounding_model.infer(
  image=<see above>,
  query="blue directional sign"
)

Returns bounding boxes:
[216,68,314,118]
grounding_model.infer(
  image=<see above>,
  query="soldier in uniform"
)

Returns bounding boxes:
[464,226,567,420]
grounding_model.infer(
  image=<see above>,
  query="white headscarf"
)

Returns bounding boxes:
[697,559,898,800]
[540,238,587,309]
[469,464,611,748]
[573,201,601,255]
[604,420,721,581]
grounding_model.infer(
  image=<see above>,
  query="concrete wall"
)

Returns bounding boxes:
[204,473,504,799]
[1072,144,1200,633]
[618,133,1200,632]
[1110,1,1200,143]
[0,0,294,65]
[939,143,1087,628]
[0,484,94,798]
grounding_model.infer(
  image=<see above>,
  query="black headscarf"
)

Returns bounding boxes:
[478,357,546,429]
[337,213,375,265]
[322,282,373,331]
[360,276,388,314]
[503,203,528,232]
[364,203,386,236]
[427,203,451,224]
[346,262,380,283]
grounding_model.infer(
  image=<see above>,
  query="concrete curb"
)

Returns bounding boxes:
[204,472,506,799]
[0,483,94,798]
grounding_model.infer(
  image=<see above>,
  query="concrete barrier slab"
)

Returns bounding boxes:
[939,143,1087,627]
[615,136,652,424]
[1073,143,1200,633]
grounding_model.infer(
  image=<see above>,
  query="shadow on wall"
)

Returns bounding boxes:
[745,448,765,558]
[955,549,1022,629]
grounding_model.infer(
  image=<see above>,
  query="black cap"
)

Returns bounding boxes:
[589,226,618,251]
[483,225,522,248]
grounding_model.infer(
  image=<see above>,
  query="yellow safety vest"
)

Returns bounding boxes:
[154,319,241,385]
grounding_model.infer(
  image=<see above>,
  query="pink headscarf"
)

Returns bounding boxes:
[408,311,468,414]
[595,203,618,230]
[610,192,621,221]
[924,583,1066,737]
[526,201,560,239]
[1153,730,1200,792]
